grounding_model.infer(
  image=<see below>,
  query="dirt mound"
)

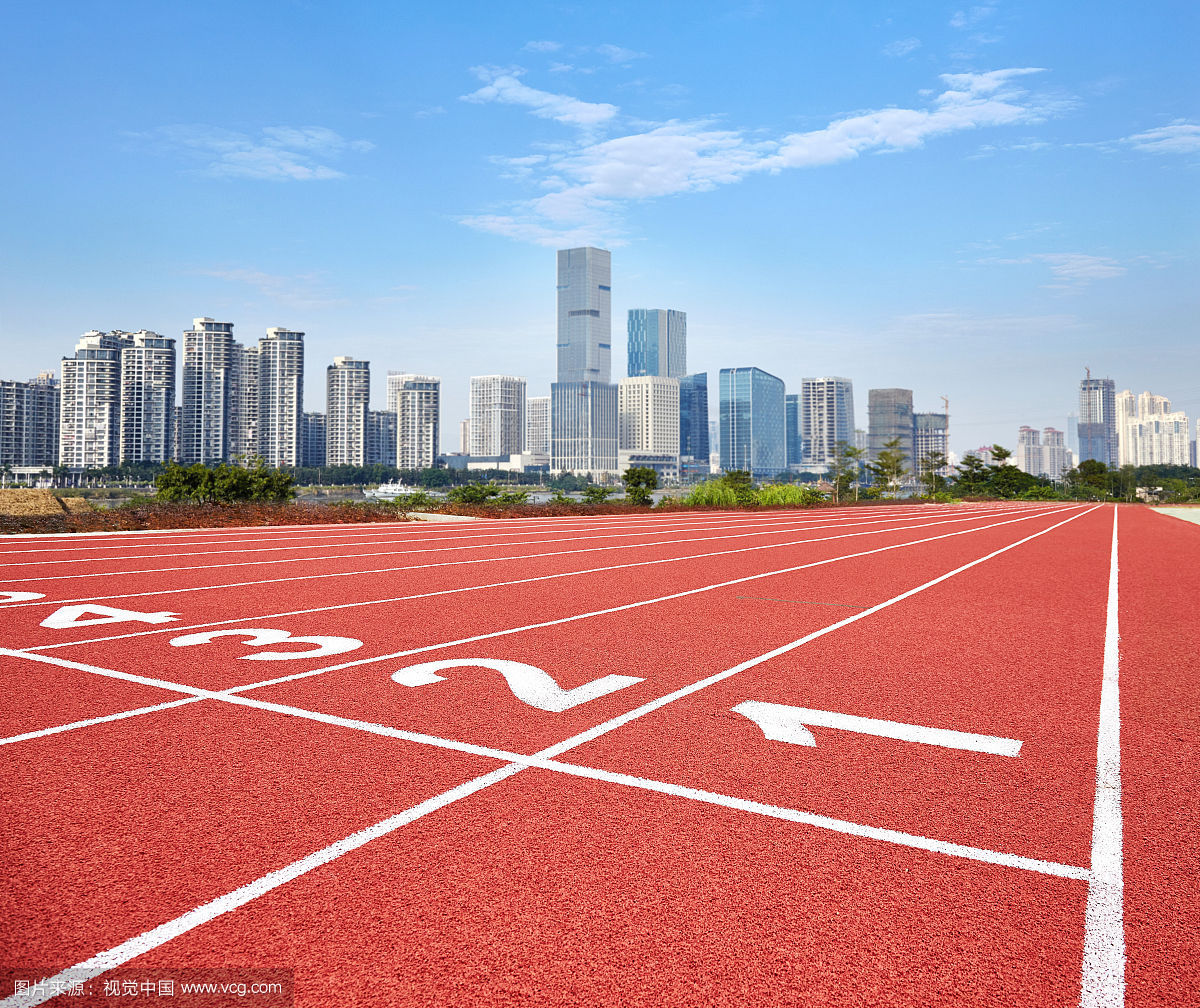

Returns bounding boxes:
[0,489,67,516]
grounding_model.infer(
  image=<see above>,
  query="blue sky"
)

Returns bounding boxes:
[2,0,1196,455]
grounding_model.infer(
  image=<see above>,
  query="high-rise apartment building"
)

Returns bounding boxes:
[325,357,370,466]
[552,247,617,476]
[1014,426,1043,476]
[1078,374,1117,468]
[388,372,440,469]
[801,377,855,468]
[1043,428,1070,480]
[678,373,710,481]
[719,367,786,478]
[526,396,550,456]
[59,331,131,470]
[0,373,60,468]
[627,309,686,379]
[119,331,176,463]
[618,375,680,482]
[257,327,304,467]
[301,412,326,468]
[470,375,526,457]
[366,410,397,466]
[181,317,235,464]
[867,388,915,466]
[228,344,259,460]
[913,412,950,475]
[1116,389,1189,466]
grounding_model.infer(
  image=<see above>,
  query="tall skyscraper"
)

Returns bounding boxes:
[552,247,617,475]
[325,356,370,466]
[785,393,803,469]
[526,396,550,456]
[1078,374,1117,468]
[801,377,855,467]
[388,372,440,469]
[627,309,686,379]
[618,375,680,482]
[469,375,526,457]
[0,372,60,468]
[678,373,710,481]
[180,317,235,464]
[719,367,786,478]
[257,327,304,467]
[119,331,176,463]
[59,331,131,470]
[868,388,915,466]
[912,412,950,475]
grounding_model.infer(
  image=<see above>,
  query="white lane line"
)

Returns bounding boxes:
[1081,507,1125,1008]
[0,508,1004,584]
[18,505,1077,653]
[532,761,1089,880]
[0,505,1099,1008]
[0,697,205,746]
[0,508,1024,605]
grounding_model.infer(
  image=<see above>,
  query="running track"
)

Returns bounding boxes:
[0,502,1196,1006]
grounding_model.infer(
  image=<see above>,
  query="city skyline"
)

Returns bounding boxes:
[1,2,1194,454]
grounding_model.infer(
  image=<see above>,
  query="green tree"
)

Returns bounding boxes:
[582,484,617,504]
[719,469,758,505]
[829,441,865,503]
[866,438,908,497]
[622,466,658,506]
[917,451,949,497]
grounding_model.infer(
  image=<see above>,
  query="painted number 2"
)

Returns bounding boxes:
[169,628,363,660]
[391,658,643,713]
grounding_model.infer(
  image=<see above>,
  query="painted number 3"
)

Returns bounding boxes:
[169,628,363,660]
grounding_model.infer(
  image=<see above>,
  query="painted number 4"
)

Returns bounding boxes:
[391,659,643,713]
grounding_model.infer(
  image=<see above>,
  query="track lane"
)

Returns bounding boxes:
[0,499,1104,1003]
[1116,507,1200,1007]
[0,504,1020,582]
[4,505,1077,654]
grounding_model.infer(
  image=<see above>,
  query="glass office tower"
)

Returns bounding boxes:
[627,309,686,379]
[719,367,786,479]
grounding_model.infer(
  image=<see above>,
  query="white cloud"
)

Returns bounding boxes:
[138,125,372,180]
[983,252,1127,289]
[595,44,648,64]
[883,37,921,58]
[461,66,618,128]
[950,5,996,29]
[462,67,1057,246]
[196,268,345,308]
[523,40,562,52]
[1121,122,1200,155]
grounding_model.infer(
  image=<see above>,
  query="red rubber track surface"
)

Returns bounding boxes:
[0,504,1193,1007]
